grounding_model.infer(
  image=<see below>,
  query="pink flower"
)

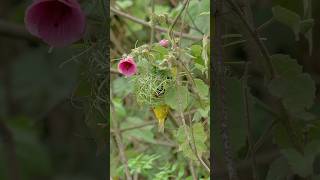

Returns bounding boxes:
[118,56,137,77]
[159,39,169,48]
[25,0,86,47]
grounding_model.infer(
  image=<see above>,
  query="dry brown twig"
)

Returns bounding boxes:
[110,7,204,41]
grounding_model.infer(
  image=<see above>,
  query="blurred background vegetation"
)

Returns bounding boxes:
[0,0,107,180]
[213,0,320,179]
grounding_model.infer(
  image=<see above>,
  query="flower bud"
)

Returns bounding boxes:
[159,39,169,48]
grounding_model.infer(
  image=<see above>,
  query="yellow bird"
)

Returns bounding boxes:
[152,104,169,132]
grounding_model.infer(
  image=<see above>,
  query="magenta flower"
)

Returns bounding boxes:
[118,56,137,77]
[159,39,169,48]
[25,0,86,47]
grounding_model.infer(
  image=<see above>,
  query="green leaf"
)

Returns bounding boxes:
[152,45,169,60]
[266,157,290,180]
[122,117,155,143]
[190,45,207,73]
[175,123,207,160]
[197,106,209,118]
[112,98,127,118]
[154,5,169,14]
[282,148,313,177]
[273,123,294,148]
[269,54,316,118]
[194,13,210,35]
[272,5,301,39]
[194,78,208,98]
[300,18,314,34]
[271,54,302,78]
[165,85,189,112]
[175,126,186,144]
[116,0,133,9]
[192,123,207,143]
[192,111,202,122]
[112,77,134,97]
[191,45,202,59]
[179,142,197,160]
[268,73,315,116]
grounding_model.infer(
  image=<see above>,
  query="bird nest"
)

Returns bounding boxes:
[133,69,174,107]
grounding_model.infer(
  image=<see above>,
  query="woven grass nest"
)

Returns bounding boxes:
[134,68,174,106]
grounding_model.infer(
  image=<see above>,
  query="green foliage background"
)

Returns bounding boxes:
[213,0,320,179]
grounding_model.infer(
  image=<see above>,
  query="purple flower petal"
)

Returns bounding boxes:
[118,57,137,77]
[25,0,85,47]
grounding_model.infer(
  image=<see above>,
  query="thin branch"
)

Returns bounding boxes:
[252,119,278,153]
[111,68,121,74]
[168,0,190,45]
[110,7,203,41]
[110,29,125,54]
[213,0,239,179]
[119,121,156,133]
[110,103,132,180]
[242,63,258,180]
[113,128,132,180]
[150,0,155,45]
[0,19,38,42]
[188,160,197,180]
[130,136,177,147]
[256,17,275,32]
[225,0,277,80]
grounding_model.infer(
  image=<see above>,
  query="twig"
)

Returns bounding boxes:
[150,0,155,45]
[111,68,121,74]
[133,173,138,180]
[132,137,177,147]
[0,119,21,180]
[252,119,278,153]
[256,17,275,32]
[168,0,190,46]
[113,128,132,180]
[188,160,197,180]
[110,7,203,41]
[189,120,211,173]
[242,63,258,180]
[0,19,38,42]
[225,0,277,80]
[119,121,156,132]
[213,0,239,179]
[110,103,132,180]
[110,29,125,54]
[168,111,180,127]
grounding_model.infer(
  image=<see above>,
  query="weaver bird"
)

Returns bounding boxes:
[152,104,169,132]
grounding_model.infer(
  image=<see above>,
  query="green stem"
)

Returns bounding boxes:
[150,0,155,45]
